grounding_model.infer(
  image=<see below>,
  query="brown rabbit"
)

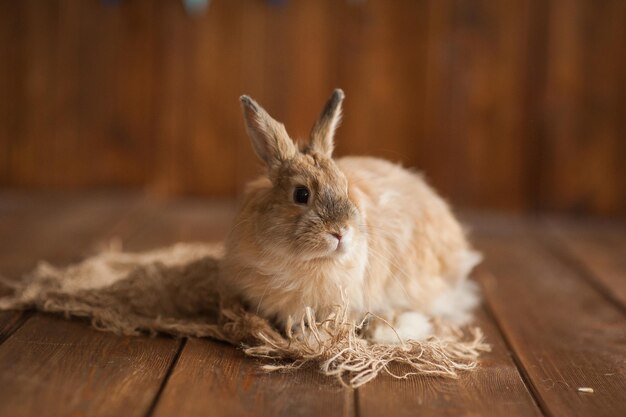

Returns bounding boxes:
[221,89,481,342]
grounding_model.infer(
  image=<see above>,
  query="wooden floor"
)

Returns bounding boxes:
[0,192,624,417]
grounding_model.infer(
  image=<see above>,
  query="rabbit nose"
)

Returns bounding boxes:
[331,232,343,242]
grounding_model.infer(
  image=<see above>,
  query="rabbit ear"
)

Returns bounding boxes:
[309,89,345,157]
[240,95,297,168]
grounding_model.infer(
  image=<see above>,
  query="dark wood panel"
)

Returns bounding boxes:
[421,0,533,211]
[358,308,542,417]
[6,0,58,187]
[539,0,626,215]
[151,0,241,196]
[3,0,156,189]
[53,0,156,188]
[0,1,20,185]
[1,1,624,211]
[472,216,626,417]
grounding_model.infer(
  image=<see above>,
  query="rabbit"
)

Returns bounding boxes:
[220,89,481,342]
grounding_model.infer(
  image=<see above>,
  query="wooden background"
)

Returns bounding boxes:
[0,0,624,215]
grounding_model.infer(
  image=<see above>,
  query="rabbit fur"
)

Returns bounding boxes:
[221,89,481,342]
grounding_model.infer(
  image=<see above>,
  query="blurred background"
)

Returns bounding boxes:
[0,0,623,216]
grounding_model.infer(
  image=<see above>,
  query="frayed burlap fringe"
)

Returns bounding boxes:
[0,243,489,387]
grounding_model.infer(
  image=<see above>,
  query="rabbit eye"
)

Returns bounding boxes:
[293,186,310,205]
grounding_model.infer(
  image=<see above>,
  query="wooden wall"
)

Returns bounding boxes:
[0,0,624,215]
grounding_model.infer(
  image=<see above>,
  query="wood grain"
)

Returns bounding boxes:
[539,0,626,215]
[7,0,58,187]
[1,0,623,214]
[2,194,626,416]
[358,308,542,417]
[151,0,240,196]
[471,215,626,417]
[0,0,19,185]
[152,339,355,417]
[0,310,28,345]
[0,192,182,417]
[0,314,179,417]
[116,197,236,251]
[422,0,532,211]
[0,192,142,276]
[543,217,626,309]
[0,192,142,344]
[8,0,157,189]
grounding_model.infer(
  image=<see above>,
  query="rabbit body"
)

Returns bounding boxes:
[221,90,480,340]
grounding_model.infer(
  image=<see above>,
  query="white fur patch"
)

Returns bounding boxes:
[457,250,483,280]
[371,311,433,343]
[430,280,480,326]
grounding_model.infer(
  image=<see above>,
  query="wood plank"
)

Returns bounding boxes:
[358,307,542,417]
[0,192,142,276]
[471,215,626,417]
[0,314,178,417]
[422,0,533,211]
[0,193,183,417]
[151,0,240,196]
[0,193,65,341]
[0,192,142,342]
[0,1,20,185]
[153,338,355,417]
[6,0,59,187]
[0,310,29,345]
[118,197,236,251]
[8,0,158,189]
[0,1,624,215]
[539,0,626,215]
[543,217,626,309]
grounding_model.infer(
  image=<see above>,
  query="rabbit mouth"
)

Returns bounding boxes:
[326,227,353,255]
[293,227,355,261]
[335,241,349,256]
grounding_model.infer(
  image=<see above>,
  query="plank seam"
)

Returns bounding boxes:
[143,338,187,417]
[0,310,33,346]
[478,282,551,417]
[353,386,360,417]
[535,220,626,316]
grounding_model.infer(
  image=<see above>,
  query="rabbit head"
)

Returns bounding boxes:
[237,89,363,262]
